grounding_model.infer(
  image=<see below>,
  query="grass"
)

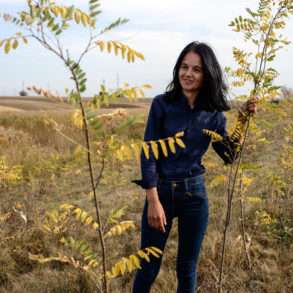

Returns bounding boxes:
[0,96,292,292]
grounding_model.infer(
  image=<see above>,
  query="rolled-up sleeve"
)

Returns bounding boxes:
[133,97,164,189]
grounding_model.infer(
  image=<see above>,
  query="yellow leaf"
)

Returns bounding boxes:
[72,110,84,129]
[12,39,18,49]
[142,84,152,89]
[96,40,105,51]
[42,224,52,233]
[134,51,145,60]
[59,203,74,210]
[15,202,22,209]
[0,40,3,48]
[4,40,11,54]
[121,45,126,59]
[242,176,253,187]
[130,143,140,162]
[246,196,262,204]
[126,257,134,272]
[74,10,81,24]
[127,50,131,63]
[130,52,135,62]
[112,263,121,277]
[87,259,98,268]
[145,247,161,258]
[168,137,176,154]
[81,13,89,26]
[73,208,82,217]
[118,259,126,275]
[107,41,112,53]
[210,174,227,188]
[175,131,184,138]
[113,43,119,56]
[92,222,99,230]
[129,254,141,269]
[137,250,150,262]
[175,138,186,148]
[158,139,168,157]
[149,246,163,255]
[203,129,223,142]
[122,145,132,160]
[22,37,28,44]
[80,211,88,223]
[50,6,59,17]
[106,271,113,279]
[142,142,150,159]
[60,7,67,18]
[150,141,159,159]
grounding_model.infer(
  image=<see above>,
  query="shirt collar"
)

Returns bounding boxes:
[179,92,199,111]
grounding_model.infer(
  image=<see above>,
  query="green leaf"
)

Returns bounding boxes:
[267,55,276,62]
[52,24,59,31]
[90,11,101,18]
[79,85,86,92]
[80,78,87,85]
[99,17,129,34]
[90,3,100,11]
[47,18,54,28]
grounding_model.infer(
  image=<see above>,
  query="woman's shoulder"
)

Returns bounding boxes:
[152,93,167,104]
[150,93,169,111]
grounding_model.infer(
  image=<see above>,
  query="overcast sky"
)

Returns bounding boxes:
[0,0,292,98]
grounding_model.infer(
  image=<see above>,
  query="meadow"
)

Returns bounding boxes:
[0,94,292,293]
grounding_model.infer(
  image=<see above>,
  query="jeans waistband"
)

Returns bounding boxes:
[158,174,206,197]
[158,174,205,187]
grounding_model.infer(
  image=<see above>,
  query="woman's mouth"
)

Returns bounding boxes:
[183,79,194,85]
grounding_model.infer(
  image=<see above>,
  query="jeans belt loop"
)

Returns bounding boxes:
[184,178,192,197]
[171,181,176,194]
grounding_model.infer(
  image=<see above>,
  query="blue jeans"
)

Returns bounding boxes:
[132,174,209,293]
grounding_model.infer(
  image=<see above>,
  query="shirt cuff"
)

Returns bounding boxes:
[131,178,158,189]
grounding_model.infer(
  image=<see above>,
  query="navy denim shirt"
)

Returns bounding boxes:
[134,93,238,189]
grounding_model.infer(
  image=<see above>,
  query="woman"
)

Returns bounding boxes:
[132,41,257,293]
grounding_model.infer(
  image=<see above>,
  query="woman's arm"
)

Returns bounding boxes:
[138,96,167,232]
[140,96,164,188]
[212,97,257,164]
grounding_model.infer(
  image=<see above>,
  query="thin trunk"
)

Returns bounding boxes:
[238,170,252,270]
[72,73,108,293]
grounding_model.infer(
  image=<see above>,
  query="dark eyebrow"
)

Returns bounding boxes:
[181,62,202,69]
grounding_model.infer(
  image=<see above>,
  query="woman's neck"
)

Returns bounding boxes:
[183,90,199,108]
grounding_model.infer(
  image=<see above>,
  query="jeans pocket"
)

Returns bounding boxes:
[186,182,207,199]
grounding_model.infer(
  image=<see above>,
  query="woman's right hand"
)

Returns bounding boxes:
[146,188,167,233]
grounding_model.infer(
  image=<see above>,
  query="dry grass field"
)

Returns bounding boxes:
[0,95,292,293]
[0,96,150,114]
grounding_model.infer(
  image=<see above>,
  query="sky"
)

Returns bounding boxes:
[0,0,292,98]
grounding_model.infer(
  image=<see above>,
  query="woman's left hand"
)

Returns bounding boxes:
[241,96,258,114]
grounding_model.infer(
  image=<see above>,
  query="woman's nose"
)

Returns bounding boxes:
[186,68,192,76]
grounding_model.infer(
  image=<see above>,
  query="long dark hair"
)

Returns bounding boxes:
[165,41,231,111]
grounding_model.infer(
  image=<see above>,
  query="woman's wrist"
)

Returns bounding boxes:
[146,188,160,204]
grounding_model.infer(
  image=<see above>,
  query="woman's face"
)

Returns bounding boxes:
[178,51,204,95]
